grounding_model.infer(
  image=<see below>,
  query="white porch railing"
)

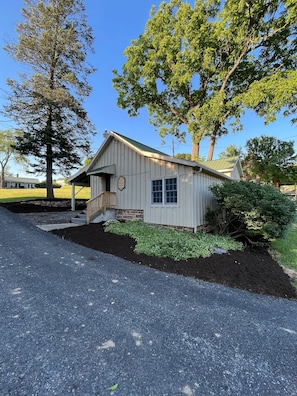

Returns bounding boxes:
[86,191,116,224]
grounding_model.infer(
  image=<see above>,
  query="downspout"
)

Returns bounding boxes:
[193,166,203,233]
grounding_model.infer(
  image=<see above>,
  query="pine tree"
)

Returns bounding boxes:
[4,0,96,198]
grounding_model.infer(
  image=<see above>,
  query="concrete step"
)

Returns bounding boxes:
[92,208,116,223]
[71,210,87,225]
[71,208,116,225]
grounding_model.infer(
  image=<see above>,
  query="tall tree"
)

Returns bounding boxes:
[218,144,242,159]
[244,135,297,187]
[3,0,95,198]
[113,0,297,161]
[0,130,26,188]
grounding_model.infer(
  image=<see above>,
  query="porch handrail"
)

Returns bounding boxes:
[86,191,116,224]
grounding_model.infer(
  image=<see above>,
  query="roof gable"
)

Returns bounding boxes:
[68,131,232,183]
[114,132,169,156]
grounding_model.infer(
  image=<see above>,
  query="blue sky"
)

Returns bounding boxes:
[0,0,296,178]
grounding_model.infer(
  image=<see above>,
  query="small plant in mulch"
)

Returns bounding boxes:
[104,220,243,261]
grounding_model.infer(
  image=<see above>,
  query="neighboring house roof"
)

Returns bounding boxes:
[202,156,244,179]
[68,131,232,184]
[5,176,40,184]
[202,157,238,171]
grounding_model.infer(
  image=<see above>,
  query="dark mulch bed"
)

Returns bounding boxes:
[52,223,296,299]
[0,198,87,213]
[2,200,296,299]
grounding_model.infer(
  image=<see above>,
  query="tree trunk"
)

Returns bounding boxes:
[1,165,5,188]
[46,143,54,199]
[207,133,216,161]
[191,142,200,161]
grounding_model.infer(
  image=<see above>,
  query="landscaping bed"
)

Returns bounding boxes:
[1,200,296,299]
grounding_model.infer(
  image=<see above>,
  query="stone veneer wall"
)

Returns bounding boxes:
[148,223,194,233]
[116,209,144,221]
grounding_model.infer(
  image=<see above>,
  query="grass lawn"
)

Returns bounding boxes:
[0,186,90,202]
[271,216,297,290]
[271,217,297,272]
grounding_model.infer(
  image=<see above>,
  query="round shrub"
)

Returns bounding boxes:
[206,180,296,241]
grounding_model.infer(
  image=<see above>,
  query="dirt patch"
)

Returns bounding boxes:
[2,200,296,300]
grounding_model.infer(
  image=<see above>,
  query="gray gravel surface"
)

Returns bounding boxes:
[0,207,297,396]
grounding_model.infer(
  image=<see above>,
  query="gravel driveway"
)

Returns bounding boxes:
[0,207,296,396]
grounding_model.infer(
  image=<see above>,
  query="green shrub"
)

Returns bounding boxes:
[35,181,61,188]
[206,180,296,241]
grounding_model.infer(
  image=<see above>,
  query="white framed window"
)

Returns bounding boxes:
[152,177,177,205]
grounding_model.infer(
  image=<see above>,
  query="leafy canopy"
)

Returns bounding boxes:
[0,129,26,188]
[218,144,242,159]
[113,0,297,160]
[244,135,297,186]
[3,0,95,198]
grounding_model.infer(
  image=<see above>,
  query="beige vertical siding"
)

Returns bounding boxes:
[193,172,221,228]
[145,159,195,228]
[230,167,241,180]
[90,137,223,230]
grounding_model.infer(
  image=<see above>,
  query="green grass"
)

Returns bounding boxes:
[0,186,90,202]
[271,216,297,272]
[271,216,297,291]
[105,220,243,261]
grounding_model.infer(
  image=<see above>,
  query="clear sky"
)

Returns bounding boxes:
[0,0,296,178]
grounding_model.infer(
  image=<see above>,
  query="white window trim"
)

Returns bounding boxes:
[151,177,178,206]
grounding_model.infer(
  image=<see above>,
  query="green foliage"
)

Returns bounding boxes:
[0,130,27,188]
[35,181,61,188]
[105,220,242,261]
[175,153,206,162]
[175,153,192,161]
[271,216,297,271]
[218,144,242,159]
[244,135,297,185]
[207,180,296,241]
[113,0,297,160]
[3,0,95,198]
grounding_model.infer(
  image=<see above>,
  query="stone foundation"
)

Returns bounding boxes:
[116,209,144,221]
[148,223,194,233]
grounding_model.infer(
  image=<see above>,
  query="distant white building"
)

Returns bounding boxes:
[3,175,40,189]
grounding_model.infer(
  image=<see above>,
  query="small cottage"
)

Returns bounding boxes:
[68,131,233,232]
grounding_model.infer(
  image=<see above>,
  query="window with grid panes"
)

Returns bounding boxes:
[151,177,177,204]
[152,179,163,203]
[165,177,177,204]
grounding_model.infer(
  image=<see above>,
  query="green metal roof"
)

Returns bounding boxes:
[202,156,239,171]
[114,132,169,156]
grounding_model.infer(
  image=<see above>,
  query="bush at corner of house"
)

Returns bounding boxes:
[205,180,296,241]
